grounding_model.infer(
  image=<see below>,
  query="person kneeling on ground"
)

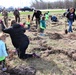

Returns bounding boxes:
[1,20,40,59]
[51,16,58,22]
[39,16,46,36]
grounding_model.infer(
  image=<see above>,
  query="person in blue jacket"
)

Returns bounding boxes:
[0,32,8,71]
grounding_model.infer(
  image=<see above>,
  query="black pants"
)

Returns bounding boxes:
[0,59,6,68]
[17,42,33,59]
[36,18,40,29]
[15,16,20,23]
[39,28,44,33]
[27,24,30,30]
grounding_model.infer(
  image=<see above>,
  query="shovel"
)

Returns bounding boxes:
[65,29,68,34]
[65,20,68,34]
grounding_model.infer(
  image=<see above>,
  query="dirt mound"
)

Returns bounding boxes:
[30,27,37,32]
[47,33,63,40]
[40,48,76,61]
[67,34,76,40]
[51,22,63,26]
[33,45,52,51]
[33,33,38,36]
[29,36,43,41]
[73,28,76,31]
[33,36,43,40]
[0,71,9,75]
[51,22,57,24]
[33,47,47,51]
[7,65,36,75]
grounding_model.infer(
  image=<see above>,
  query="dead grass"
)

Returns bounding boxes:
[4,11,76,75]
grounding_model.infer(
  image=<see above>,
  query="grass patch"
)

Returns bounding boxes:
[0,9,65,17]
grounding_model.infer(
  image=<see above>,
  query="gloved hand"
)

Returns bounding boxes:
[0,20,3,24]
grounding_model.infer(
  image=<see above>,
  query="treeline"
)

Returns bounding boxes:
[31,0,76,9]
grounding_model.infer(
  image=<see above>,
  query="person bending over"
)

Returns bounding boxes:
[1,20,39,59]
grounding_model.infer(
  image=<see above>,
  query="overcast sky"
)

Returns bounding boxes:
[0,0,59,8]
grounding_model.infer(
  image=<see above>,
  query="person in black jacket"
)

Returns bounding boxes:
[67,7,76,32]
[13,9,20,23]
[1,20,39,59]
[32,10,42,29]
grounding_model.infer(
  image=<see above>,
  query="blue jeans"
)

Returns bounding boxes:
[68,20,73,32]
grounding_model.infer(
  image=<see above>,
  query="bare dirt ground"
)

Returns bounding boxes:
[2,13,76,75]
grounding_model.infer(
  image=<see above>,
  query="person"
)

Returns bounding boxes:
[13,9,20,23]
[2,8,8,27]
[0,32,8,71]
[47,11,50,16]
[45,13,49,21]
[51,16,58,22]
[1,20,39,59]
[32,10,42,29]
[26,15,31,31]
[39,16,46,36]
[63,8,75,17]
[66,7,76,33]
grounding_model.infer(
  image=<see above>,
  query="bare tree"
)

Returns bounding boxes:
[73,0,76,8]
[31,0,74,9]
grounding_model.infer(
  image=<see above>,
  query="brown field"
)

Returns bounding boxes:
[2,11,76,75]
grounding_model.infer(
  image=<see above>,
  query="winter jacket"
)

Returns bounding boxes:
[67,12,75,21]
[13,10,20,16]
[32,10,42,20]
[51,16,57,22]
[2,10,8,17]
[2,24,29,48]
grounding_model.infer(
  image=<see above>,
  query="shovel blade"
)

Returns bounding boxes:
[65,29,68,34]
